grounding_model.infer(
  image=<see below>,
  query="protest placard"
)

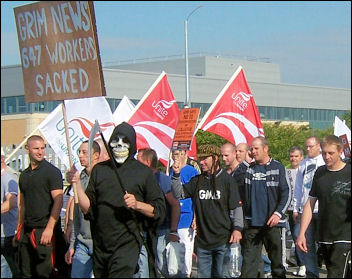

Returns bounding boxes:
[172,108,200,151]
[14,1,105,103]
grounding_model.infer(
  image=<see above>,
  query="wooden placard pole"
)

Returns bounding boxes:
[165,151,172,176]
[62,101,78,204]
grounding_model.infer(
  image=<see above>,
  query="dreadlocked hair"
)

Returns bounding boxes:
[210,154,221,194]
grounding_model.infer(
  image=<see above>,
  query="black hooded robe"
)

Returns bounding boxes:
[84,122,166,277]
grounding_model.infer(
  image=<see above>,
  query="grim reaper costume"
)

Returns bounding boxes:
[84,122,166,277]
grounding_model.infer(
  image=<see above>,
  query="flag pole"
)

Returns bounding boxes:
[62,100,79,204]
[165,151,172,176]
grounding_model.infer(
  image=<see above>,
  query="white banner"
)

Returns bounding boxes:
[334,116,351,145]
[112,96,136,125]
[38,97,115,172]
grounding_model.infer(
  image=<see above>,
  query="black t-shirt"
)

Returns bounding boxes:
[309,163,351,243]
[19,159,63,228]
[183,168,242,249]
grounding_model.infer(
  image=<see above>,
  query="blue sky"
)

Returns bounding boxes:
[1,1,351,89]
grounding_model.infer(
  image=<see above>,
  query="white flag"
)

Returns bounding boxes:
[334,116,351,145]
[112,96,135,125]
[38,97,115,172]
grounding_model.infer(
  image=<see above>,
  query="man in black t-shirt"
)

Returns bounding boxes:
[17,135,63,278]
[297,135,351,278]
[171,144,243,278]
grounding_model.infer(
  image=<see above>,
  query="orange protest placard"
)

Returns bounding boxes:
[14,1,105,103]
[172,108,200,150]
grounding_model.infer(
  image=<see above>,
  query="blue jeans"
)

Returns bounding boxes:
[134,244,149,278]
[71,240,93,278]
[156,228,169,277]
[262,253,271,274]
[1,254,12,278]
[292,216,306,267]
[300,213,319,278]
[197,244,227,278]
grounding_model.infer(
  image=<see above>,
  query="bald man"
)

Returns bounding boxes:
[221,142,239,175]
[236,143,251,164]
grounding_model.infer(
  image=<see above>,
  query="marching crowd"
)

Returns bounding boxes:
[1,122,351,278]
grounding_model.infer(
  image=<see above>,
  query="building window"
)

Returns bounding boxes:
[1,96,348,130]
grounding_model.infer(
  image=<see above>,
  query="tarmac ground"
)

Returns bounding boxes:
[189,238,328,278]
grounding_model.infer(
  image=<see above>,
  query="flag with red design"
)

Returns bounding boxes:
[38,97,115,172]
[128,72,179,166]
[187,136,198,160]
[197,66,264,145]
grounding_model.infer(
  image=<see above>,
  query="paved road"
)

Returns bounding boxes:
[190,246,328,278]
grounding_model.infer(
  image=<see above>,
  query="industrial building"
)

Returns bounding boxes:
[1,53,351,147]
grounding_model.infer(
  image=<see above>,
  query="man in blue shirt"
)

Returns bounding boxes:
[169,149,199,278]
[1,154,20,278]
[240,136,290,278]
[137,148,180,277]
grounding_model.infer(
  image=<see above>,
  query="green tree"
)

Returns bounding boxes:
[195,130,227,147]
[263,123,332,167]
[341,110,351,129]
[195,123,335,167]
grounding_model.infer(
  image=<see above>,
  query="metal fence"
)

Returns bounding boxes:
[2,144,68,177]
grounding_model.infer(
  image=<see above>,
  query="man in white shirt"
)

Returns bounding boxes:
[293,136,325,278]
[285,146,304,274]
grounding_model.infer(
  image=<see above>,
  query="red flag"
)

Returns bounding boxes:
[187,136,198,160]
[197,66,264,145]
[128,72,179,166]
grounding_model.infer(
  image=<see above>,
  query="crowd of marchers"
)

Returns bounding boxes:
[1,122,351,278]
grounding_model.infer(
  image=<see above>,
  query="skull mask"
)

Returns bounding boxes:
[110,134,130,164]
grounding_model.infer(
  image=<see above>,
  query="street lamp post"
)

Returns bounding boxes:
[184,6,203,108]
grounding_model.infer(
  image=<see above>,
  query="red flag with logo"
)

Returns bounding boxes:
[197,66,264,145]
[128,72,179,166]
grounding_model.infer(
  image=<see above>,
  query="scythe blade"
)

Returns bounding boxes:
[88,120,101,170]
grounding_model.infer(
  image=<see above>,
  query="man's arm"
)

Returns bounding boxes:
[65,202,77,265]
[296,196,317,253]
[2,178,18,214]
[229,207,243,243]
[70,169,91,214]
[269,165,290,225]
[124,192,155,218]
[64,196,74,242]
[40,189,63,245]
[267,165,290,227]
[17,192,25,230]
[1,193,17,214]
[165,191,181,242]
[170,173,185,199]
[165,192,180,232]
